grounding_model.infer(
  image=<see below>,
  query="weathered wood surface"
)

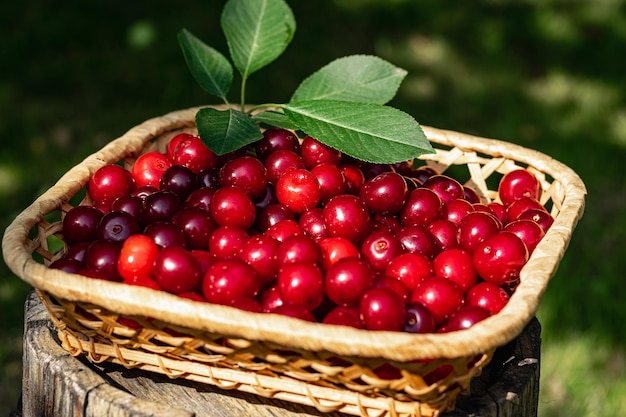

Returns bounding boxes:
[18,290,540,417]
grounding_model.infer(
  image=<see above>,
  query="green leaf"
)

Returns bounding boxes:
[252,110,299,130]
[178,28,233,100]
[221,0,296,79]
[282,100,434,163]
[291,55,407,104]
[195,107,263,155]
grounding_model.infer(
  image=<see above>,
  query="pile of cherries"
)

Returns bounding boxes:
[51,128,554,334]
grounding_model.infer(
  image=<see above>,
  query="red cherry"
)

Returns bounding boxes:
[465,282,510,315]
[323,194,371,243]
[359,287,405,331]
[300,136,342,168]
[153,246,202,294]
[473,231,529,285]
[322,306,364,328]
[275,168,321,214]
[210,185,257,229]
[202,258,260,305]
[132,151,172,189]
[498,169,540,207]
[445,306,492,332]
[384,252,433,290]
[433,248,477,293]
[117,234,159,280]
[88,164,136,203]
[324,257,374,307]
[410,276,464,326]
[359,231,405,272]
[318,236,361,271]
[277,262,325,311]
[170,135,218,173]
[504,219,545,254]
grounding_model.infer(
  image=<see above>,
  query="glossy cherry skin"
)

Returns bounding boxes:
[298,208,329,241]
[422,175,465,204]
[340,164,366,195]
[445,306,492,332]
[141,190,184,225]
[88,164,136,203]
[400,188,442,227]
[275,168,321,214]
[473,231,529,285]
[318,237,361,271]
[322,306,364,329]
[159,165,199,200]
[171,207,217,250]
[458,211,502,254]
[110,195,143,218]
[427,219,460,253]
[97,210,141,243]
[465,282,510,315]
[277,261,325,311]
[504,219,545,254]
[63,205,104,246]
[254,127,301,161]
[84,239,122,282]
[219,155,268,199]
[359,172,408,214]
[323,194,371,243]
[324,257,374,307]
[441,198,474,226]
[384,252,433,290]
[395,225,437,259]
[264,219,303,243]
[433,248,477,293]
[131,151,172,189]
[404,302,437,333]
[170,135,218,173]
[259,285,284,313]
[410,276,464,326]
[202,258,260,306]
[498,169,540,207]
[310,162,346,203]
[276,234,323,266]
[373,273,410,302]
[210,185,257,229]
[359,231,405,272]
[359,287,405,331]
[506,197,546,222]
[208,226,250,258]
[256,203,295,232]
[518,209,554,233]
[300,136,342,169]
[152,246,202,294]
[236,234,280,285]
[143,221,187,249]
[263,149,306,185]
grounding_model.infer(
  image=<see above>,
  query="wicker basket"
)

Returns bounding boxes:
[3,106,586,417]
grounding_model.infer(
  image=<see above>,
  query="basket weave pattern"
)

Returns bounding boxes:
[3,107,586,417]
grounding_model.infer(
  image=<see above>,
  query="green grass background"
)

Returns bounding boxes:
[1,1,625,416]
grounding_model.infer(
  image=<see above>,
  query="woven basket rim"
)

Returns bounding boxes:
[2,106,586,362]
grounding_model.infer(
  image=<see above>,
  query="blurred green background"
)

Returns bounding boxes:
[1,1,625,416]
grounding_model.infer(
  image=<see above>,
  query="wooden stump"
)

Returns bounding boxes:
[18,290,540,417]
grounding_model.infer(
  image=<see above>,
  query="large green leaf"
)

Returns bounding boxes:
[252,110,300,130]
[195,107,263,155]
[178,28,233,100]
[221,0,296,79]
[282,100,434,163]
[291,55,407,104]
